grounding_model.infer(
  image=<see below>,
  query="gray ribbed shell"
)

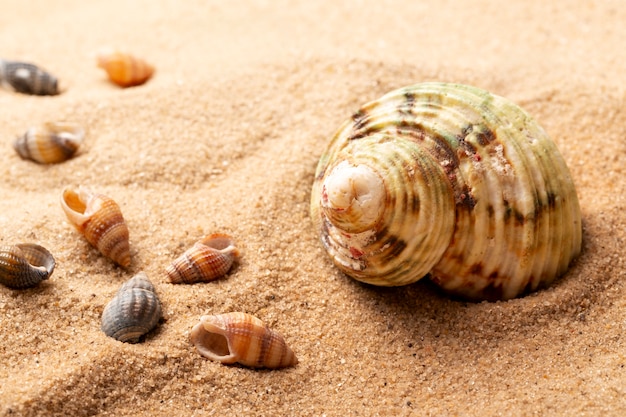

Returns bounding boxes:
[101,272,162,343]
[0,59,61,95]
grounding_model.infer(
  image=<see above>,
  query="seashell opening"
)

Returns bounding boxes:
[61,187,90,226]
[13,122,84,164]
[311,82,582,300]
[166,233,239,284]
[190,319,236,364]
[60,186,131,267]
[96,50,154,88]
[0,243,56,289]
[190,313,298,369]
[101,272,162,343]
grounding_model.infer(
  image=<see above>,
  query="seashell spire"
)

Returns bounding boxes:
[311,82,582,300]
[60,186,131,267]
[190,312,298,369]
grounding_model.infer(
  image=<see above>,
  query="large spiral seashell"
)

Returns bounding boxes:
[101,272,162,343]
[190,312,298,369]
[166,233,239,284]
[96,50,154,88]
[0,243,55,289]
[310,82,582,301]
[13,122,84,164]
[60,186,131,267]
[0,58,64,95]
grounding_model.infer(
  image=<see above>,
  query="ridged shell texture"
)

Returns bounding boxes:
[0,243,55,289]
[97,50,154,88]
[166,233,239,284]
[60,187,131,267]
[0,58,63,95]
[310,82,582,301]
[13,122,84,164]
[101,272,162,343]
[190,312,298,369]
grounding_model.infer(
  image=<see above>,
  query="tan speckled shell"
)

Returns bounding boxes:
[190,312,298,369]
[13,122,84,164]
[97,50,154,88]
[101,272,162,343]
[310,82,582,301]
[0,58,64,95]
[60,186,131,267]
[0,243,55,289]
[166,234,239,284]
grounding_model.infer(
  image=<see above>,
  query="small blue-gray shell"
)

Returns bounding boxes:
[101,272,162,343]
[0,243,56,289]
[0,58,64,95]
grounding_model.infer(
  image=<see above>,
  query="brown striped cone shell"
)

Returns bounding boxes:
[190,312,298,369]
[60,186,131,267]
[96,50,154,88]
[0,58,65,95]
[166,233,239,284]
[101,272,162,343]
[13,122,84,164]
[0,243,55,289]
[310,82,582,301]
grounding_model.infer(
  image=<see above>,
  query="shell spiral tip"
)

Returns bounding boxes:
[321,160,385,233]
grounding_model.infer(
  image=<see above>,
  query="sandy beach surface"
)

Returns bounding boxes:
[1,0,625,415]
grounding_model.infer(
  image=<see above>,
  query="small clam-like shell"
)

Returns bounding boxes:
[13,122,84,164]
[311,82,582,300]
[60,186,131,267]
[166,233,239,284]
[0,58,64,95]
[0,243,55,289]
[190,312,298,369]
[96,50,154,88]
[101,272,162,343]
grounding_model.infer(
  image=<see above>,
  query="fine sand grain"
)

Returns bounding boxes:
[1,1,625,416]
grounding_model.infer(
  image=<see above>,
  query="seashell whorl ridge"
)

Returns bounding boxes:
[0,243,55,289]
[97,50,154,88]
[0,59,64,95]
[60,187,131,267]
[190,312,298,369]
[166,233,239,284]
[13,122,84,164]
[101,272,162,343]
[310,82,582,301]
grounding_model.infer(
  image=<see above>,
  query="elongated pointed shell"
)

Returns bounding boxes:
[190,312,298,369]
[0,243,55,289]
[60,187,131,267]
[166,234,239,284]
[0,59,64,95]
[13,122,84,164]
[101,272,162,343]
[311,82,582,301]
[97,50,154,88]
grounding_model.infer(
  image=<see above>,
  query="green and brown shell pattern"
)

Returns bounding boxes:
[310,82,582,301]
